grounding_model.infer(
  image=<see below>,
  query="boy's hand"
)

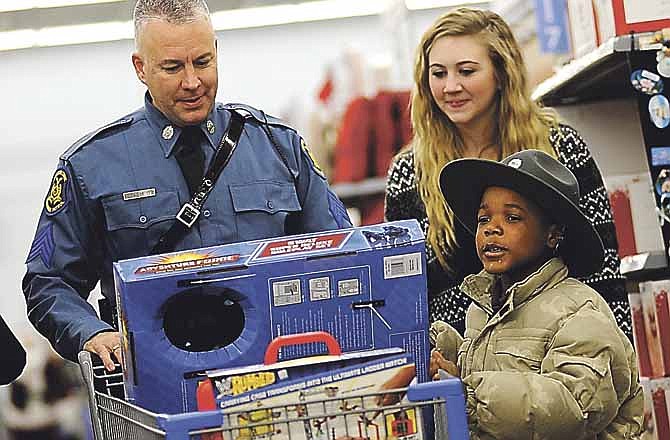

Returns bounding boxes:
[429,349,459,379]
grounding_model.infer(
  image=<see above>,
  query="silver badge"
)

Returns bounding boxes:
[206,120,215,134]
[162,125,174,140]
[508,158,522,169]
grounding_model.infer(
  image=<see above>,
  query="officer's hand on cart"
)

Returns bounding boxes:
[83,331,122,372]
[429,350,459,380]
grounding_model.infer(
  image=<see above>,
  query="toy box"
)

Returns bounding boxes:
[113,220,429,413]
[648,377,670,440]
[640,378,657,440]
[603,0,670,36]
[200,347,423,440]
[569,0,670,58]
[640,280,670,378]
[567,0,600,58]
[630,292,654,378]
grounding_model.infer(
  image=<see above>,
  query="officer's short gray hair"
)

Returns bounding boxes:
[134,0,211,44]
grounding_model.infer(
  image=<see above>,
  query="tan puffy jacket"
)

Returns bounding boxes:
[456,258,643,440]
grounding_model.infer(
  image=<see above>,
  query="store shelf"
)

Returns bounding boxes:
[331,177,386,201]
[532,32,662,106]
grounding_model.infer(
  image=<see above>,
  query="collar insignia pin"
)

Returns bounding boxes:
[206,120,215,134]
[162,125,174,140]
[508,158,522,169]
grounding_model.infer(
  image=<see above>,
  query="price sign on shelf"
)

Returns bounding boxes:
[534,0,571,54]
[620,252,650,274]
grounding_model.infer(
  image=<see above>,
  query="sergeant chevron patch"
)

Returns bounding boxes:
[26,223,55,267]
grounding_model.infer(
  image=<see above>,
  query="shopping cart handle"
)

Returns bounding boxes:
[264,331,341,364]
[407,378,470,440]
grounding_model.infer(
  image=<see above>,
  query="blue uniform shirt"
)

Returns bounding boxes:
[23,95,351,361]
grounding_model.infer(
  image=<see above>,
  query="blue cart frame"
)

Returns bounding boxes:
[78,351,469,440]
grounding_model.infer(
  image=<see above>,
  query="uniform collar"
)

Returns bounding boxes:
[460,257,569,316]
[143,92,223,158]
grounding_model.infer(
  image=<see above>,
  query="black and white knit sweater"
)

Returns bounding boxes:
[385,124,632,339]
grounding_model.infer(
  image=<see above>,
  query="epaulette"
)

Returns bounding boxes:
[220,103,296,132]
[61,116,133,160]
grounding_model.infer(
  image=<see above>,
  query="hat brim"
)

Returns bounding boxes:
[439,158,604,278]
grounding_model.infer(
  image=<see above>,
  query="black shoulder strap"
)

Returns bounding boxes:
[151,110,246,255]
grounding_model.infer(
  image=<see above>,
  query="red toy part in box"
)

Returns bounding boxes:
[196,379,222,440]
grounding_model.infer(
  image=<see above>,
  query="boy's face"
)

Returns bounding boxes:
[475,186,560,282]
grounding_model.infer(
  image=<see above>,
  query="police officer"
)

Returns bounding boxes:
[23,0,351,371]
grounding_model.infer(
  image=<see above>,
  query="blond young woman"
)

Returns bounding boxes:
[385,7,631,338]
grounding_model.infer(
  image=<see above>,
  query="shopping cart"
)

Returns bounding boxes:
[78,350,469,440]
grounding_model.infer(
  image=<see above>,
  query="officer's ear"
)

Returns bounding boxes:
[132,53,147,85]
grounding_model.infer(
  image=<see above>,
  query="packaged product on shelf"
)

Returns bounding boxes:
[570,0,670,55]
[641,378,657,440]
[630,292,654,378]
[650,377,670,440]
[640,280,670,377]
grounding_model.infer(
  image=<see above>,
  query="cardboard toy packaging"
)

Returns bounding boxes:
[113,220,429,414]
[567,0,600,58]
[640,378,657,440]
[640,280,670,377]
[594,0,670,38]
[199,347,423,440]
[648,377,670,440]
[630,292,654,378]
[568,0,670,59]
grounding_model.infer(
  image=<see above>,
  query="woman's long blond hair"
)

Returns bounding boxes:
[411,7,559,274]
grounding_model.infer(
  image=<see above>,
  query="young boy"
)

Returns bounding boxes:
[433,150,643,439]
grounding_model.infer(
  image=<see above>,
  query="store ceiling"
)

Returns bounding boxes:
[0,0,290,32]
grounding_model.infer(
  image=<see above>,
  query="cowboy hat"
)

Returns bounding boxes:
[439,149,604,277]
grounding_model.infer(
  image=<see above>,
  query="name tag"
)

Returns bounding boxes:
[123,188,156,201]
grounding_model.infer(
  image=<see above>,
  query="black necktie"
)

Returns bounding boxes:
[175,126,205,196]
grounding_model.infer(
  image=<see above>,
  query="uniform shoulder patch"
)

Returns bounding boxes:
[221,103,296,132]
[301,138,326,180]
[44,168,69,216]
[61,116,133,160]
